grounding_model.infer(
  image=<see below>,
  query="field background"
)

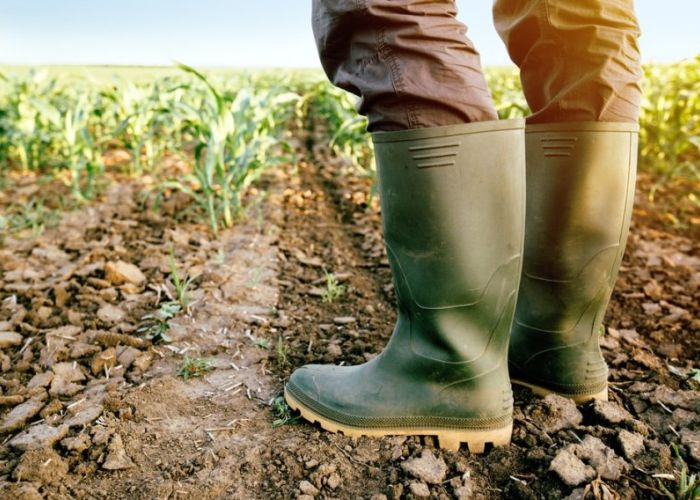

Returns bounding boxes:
[0,61,698,499]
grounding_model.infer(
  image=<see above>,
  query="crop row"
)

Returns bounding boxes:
[0,60,697,231]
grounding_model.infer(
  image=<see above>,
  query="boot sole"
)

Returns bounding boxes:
[284,388,512,454]
[511,378,608,403]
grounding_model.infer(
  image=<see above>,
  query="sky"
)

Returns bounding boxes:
[0,0,697,68]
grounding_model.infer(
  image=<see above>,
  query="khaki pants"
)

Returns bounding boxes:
[312,0,642,131]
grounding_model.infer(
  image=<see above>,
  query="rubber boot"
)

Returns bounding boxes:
[509,122,638,403]
[285,119,525,453]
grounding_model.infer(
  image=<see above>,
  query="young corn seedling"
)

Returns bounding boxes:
[275,336,288,368]
[658,444,700,500]
[177,355,213,381]
[169,248,195,308]
[2,198,60,238]
[321,271,346,304]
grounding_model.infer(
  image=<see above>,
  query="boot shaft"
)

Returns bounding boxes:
[373,120,526,367]
[510,122,638,399]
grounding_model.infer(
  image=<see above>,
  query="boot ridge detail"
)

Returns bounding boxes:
[387,243,522,310]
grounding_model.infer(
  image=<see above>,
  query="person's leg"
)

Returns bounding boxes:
[493,0,642,123]
[493,0,641,401]
[313,0,497,131]
[286,0,526,452]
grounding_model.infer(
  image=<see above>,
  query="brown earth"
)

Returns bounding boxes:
[0,132,698,499]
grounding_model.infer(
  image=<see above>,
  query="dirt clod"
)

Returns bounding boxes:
[680,428,700,463]
[105,261,147,286]
[70,342,101,359]
[0,331,23,348]
[454,484,473,500]
[578,436,629,481]
[61,433,92,453]
[550,447,596,487]
[27,371,53,389]
[64,403,103,428]
[401,449,447,484]
[585,436,629,480]
[0,396,46,433]
[102,433,135,470]
[299,479,319,496]
[408,482,431,498]
[91,425,114,446]
[40,399,63,418]
[13,448,69,485]
[9,423,69,451]
[94,331,147,349]
[529,394,583,433]
[132,350,153,372]
[0,394,24,406]
[91,347,117,375]
[326,472,341,489]
[97,304,125,324]
[617,429,645,459]
[592,400,635,425]
[50,362,86,397]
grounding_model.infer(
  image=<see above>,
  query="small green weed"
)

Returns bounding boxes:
[271,395,299,427]
[321,271,345,304]
[658,444,700,500]
[177,355,213,381]
[137,301,181,343]
[246,330,270,349]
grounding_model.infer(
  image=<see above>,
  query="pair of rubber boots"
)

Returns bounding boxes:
[285,119,638,453]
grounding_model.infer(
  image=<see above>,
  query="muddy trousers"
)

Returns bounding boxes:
[312,0,642,131]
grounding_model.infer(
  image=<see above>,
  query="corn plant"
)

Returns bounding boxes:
[2,61,698,214]
[161,63,299,233]
[485,67,529,119]
[321,271,346,303]
[0,70,63,172]
[103,79,178,176]
[640,57,700,181]
[169,248,195,308]
[59,92,104,201]
[307,82,377,190]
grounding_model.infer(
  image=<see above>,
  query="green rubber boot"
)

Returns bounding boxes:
[509,122,638,402]
[285,119,525,453]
